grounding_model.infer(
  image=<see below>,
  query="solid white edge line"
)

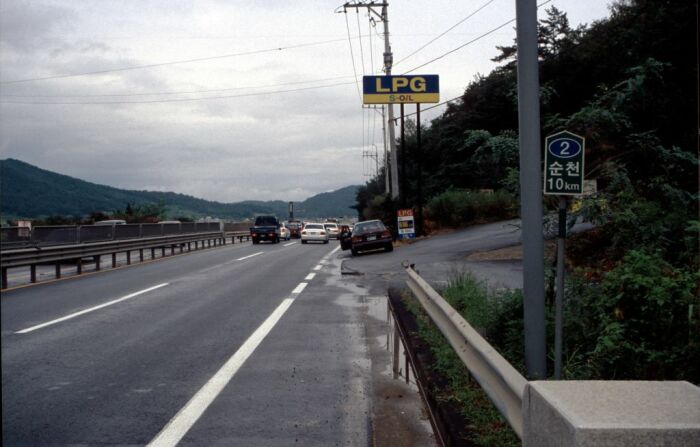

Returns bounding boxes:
[147,297,295,447]
[16,283,169,334]
[291,282,308,295]
[304,273,316,281]
[236,251,264,261]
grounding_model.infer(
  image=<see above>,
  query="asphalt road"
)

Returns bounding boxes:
[2,239,373,446]
[2,220,535,446]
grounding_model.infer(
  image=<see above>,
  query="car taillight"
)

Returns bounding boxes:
[352,236,362,243]
[302,231,307,235]
[381,231,391,238]
[320,231,326,235]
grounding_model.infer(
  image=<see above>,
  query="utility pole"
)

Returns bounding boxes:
[343,1,398,199]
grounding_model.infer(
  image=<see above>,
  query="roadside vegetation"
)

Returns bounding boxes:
[361,1,699,445]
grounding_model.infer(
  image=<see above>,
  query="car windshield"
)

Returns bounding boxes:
[354,221,385,234]
[305,224,323,230]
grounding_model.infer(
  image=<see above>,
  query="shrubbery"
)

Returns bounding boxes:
[426,189,518,228]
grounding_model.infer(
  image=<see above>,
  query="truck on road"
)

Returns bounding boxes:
[250,215,281,244]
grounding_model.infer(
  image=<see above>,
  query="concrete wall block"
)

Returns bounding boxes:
[523,381,700,447]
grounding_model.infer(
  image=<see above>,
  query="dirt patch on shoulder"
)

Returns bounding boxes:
[466,245,523,262]
[466,241,557,262]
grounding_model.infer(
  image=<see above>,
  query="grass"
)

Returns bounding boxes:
[402,274,522,447]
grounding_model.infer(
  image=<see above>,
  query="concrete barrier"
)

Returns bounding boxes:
[523,381,700,446]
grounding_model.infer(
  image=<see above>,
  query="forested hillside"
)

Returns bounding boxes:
[0,158,359,221]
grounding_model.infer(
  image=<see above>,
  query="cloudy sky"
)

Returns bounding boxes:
[0,0,613,203]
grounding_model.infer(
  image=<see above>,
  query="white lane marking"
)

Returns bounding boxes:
[283,242,297,247]
[236,252,263,261]
[291,282,308,295]
[16,283,169,334]
[147,297,295,447]
[323,245,341,259]
[304,273,316,281]
[313,264,322,271]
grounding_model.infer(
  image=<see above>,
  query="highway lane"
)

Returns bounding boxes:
[2,239,370,445]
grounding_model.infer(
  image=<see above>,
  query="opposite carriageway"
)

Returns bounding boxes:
[1,223,252,289]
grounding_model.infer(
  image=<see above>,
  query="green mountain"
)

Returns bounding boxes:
[0,158,359,220]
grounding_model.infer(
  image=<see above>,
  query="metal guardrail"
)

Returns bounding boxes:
[0,230,255,289]
[0,222,223,248]
[404,265,528,439]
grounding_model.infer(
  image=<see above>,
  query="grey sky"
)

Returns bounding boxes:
[0,0,612,203]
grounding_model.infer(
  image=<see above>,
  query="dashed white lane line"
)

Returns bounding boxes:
[16,283,169,334]
[147,297,295,447]
[304,273,316,281]
[148,249,330,447]
[236,252,264,261]
[283,242,297,247]
[291,282,308,295]
[313,264,322,271]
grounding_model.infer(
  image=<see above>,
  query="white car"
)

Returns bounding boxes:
[323,222,340,239]
[279,223,291,240]
[301,223,329,244]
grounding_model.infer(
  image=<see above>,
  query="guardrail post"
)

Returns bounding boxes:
[94,255,101,271]
[30,265,37,283]
[161,247,166,257]
[112,253,117,268]
[139,249,144,262]
[126,251,131,265]
[2,267,7,288]
[55,263,61,279]
[76,259,82,274]
[392,323,400,380]
[151,248,156,259]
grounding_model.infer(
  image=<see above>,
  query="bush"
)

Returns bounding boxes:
[426,189,518,228]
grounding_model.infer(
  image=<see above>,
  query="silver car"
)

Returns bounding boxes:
[301,223,329,244]
[324,222,340,239]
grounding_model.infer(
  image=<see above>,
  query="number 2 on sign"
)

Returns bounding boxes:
[560,141,570,155]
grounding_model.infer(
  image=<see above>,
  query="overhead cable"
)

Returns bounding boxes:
[401,0,552,74]
[0,81,356,105]
[0,36,364,85]
[393,0,497,67]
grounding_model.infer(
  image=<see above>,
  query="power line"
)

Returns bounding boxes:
[344,11,363,102]
[0,36,362,85]
[401,0,552,74]
[0,80,356,105]
[393,0,497,67]
[0,75,356,98]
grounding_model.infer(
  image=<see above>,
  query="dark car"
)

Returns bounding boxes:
[287,221,302,238]
[348,220,393,256]
[250,215,280,244]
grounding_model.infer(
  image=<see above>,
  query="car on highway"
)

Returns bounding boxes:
[348,219,393,256]
[339,225,352,250]
[287,221,302,238]
[250,215,280,244]
[301,222,329,244]
[279,223,291,240]
[323,222,340,239]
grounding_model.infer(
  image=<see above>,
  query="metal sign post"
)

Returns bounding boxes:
[544,130,585,379]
